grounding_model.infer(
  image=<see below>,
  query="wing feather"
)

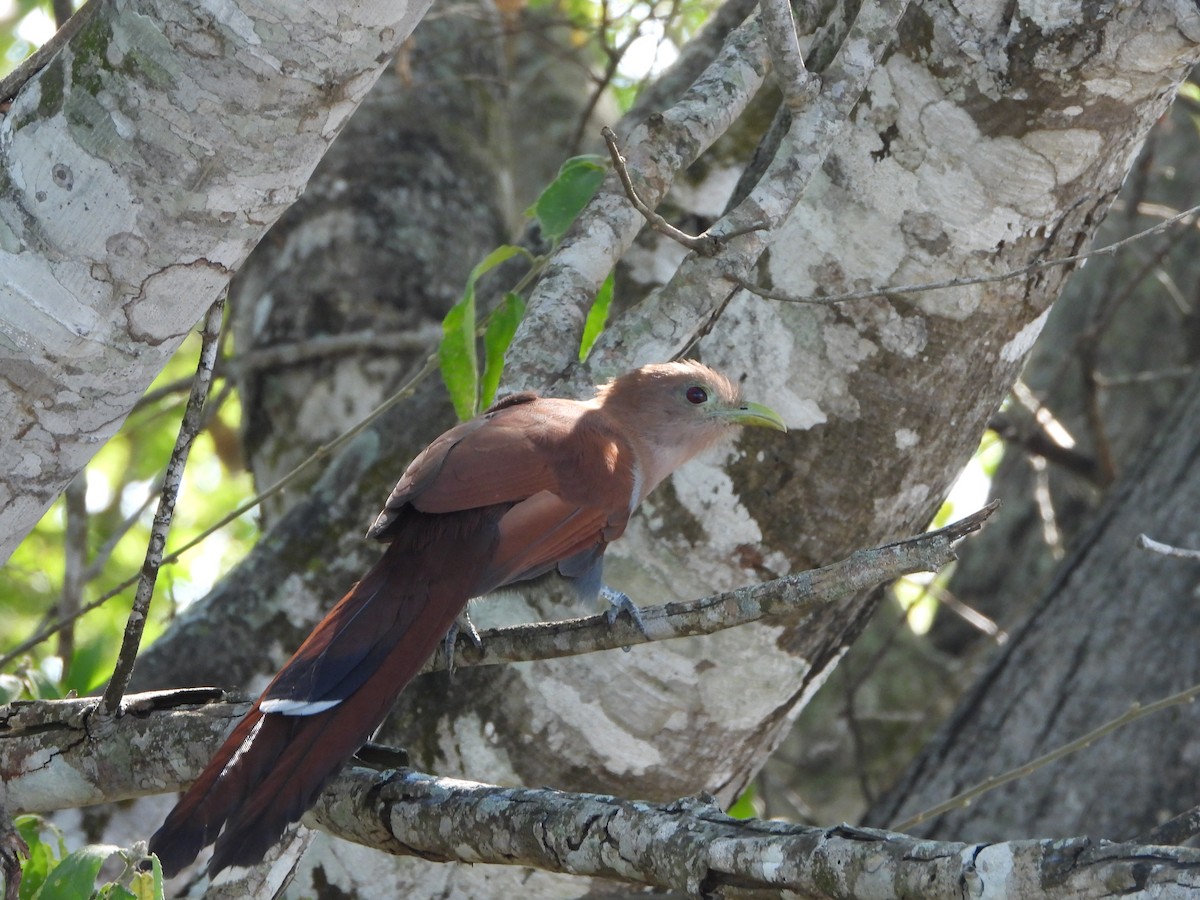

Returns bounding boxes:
[371,398,638,540]
[480,492,620,590]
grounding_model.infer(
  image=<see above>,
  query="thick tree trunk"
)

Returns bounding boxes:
[865,89,1200,841]
[782,88,1200,832]
[0,0,435,564]
[930,93,1200,658]
[867,365,1200,842]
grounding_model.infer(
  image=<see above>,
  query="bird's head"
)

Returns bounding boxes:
[595,359,786,493]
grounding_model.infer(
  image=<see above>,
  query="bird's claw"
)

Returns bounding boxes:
[601,586,648,644]
[442,608,483,677]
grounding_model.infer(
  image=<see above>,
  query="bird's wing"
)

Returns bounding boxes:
[371,398,637,535]
[480,491,619,590]
[368,398,573,539]
[409,414,568,512]
[261,493,619,713]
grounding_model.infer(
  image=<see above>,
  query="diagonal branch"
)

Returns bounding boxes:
[428,501,998,672]
[506,15,773,388]
[758,0,819,109]
[100,296,225,714]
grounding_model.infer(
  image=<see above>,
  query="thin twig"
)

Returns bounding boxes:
[988,411,1103,487]
[132,328,439,412]
[599,124,718,253]
[59,473,87,680]
[1136,534,1200,560]
[893,680,1200,832]
[100,296,226,714]
[0,0,101,104]
[600,125,766,256]
[925,582,1007,643]
[728,202,1200,305]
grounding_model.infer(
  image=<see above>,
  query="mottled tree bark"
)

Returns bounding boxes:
[0,0,436,564]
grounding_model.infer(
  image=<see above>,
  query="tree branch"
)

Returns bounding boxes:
[506,14,772,387]
[309,767,1200,898]
[101,296,225,713]
[2,506,996,814]
[581,0,911,377]
[3,692,1197,899]
[430,501,998,671]
[758,0,819,110]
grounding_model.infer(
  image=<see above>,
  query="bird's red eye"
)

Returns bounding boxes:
[686,385,708,405]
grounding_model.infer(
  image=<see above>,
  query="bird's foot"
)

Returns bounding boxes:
[442,608,483,677]
[601,585,648,645]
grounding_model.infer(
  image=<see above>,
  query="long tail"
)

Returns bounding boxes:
[149,535,476,876]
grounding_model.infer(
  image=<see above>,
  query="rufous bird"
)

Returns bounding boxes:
[149,359,786,877]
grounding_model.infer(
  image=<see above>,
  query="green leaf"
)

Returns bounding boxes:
[528,156,607,242]
[96,884,137,900]
[578,273,614,361]
[32,843,121,900]
[725,784,759,820]
[439,298,477,421]
[16,816,63,900]
[124,856,163,900]
[481,292,526,409]
[439,245,528,420]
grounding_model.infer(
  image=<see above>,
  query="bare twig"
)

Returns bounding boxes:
[988,411,1103,487]
[1136,534,1200,560]
[926,582,1007,643]
[727,201,1200,306]
[601,125,764,255]
[0,0,101,104]
[59,473,87,680]
[894,680,1200,832]
[132,327,439,412]
[100,297,226,714]
[1094,365,1195,387]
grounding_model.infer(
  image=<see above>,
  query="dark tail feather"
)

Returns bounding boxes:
[205,676,399,873]
[148,705,271,876]
[148,562,472,876]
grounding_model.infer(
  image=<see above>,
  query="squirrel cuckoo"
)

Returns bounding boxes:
[148,360,785,877]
